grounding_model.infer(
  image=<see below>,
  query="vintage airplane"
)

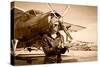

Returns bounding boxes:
[11,3,86,64]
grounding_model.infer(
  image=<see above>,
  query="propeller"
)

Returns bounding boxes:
[47,3,58,18]
[47,3,72,41]
[62,5,70,17]
[47,3,70,18]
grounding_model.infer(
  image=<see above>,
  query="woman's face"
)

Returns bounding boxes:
[50,13,61,32]
[53,22,59,32]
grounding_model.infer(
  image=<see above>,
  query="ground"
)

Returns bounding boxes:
[14,50,97,65]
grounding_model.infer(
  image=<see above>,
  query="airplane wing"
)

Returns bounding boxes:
[63,22,86,32]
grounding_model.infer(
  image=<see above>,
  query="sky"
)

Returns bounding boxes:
[14,1,97,42]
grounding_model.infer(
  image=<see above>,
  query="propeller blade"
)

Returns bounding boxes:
[47,3,59,18]
[47,3,54,13]
[62,5,70,17]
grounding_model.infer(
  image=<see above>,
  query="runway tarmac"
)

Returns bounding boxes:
[14,50,97,65]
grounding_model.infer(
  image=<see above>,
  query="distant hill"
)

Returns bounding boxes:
[69,40,97,51]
